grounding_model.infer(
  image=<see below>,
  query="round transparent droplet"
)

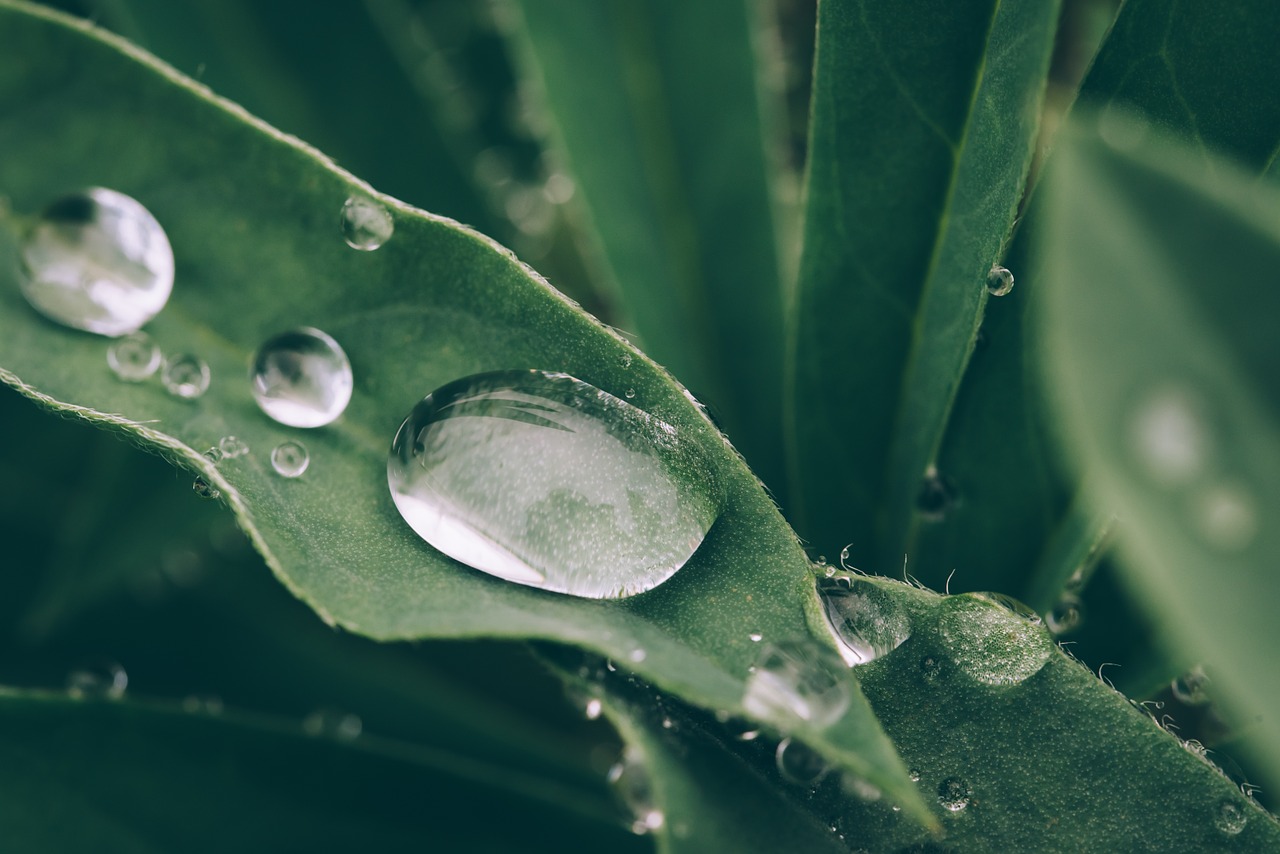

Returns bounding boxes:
[916,468,958,522]
[162,354,210,399]
[341,195,394,251]
[1216,800,1248,836]
[219,435,250,458]
[986,265,1014,297]
[66,660,128,700]
[1171,665,1211,706]
[919,655,942,681]
[192,477,220,500]
[608,746,664,835]
[816,576,912,666]
[19,188,174,336]
[107,332,162,381]
[271,441,310,478]
[303,708,362,740]
[937,593,1052,686]
[775,737,829,786]
[1046,594,1083,635]
[250,327,353,428]
[938,778,971,812]
[387,370,721,599]
[742,639,850,728]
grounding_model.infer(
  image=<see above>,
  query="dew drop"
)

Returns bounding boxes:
[19,188,174,336]
[608,746,664,835]
[938,778,971,812]
[749,631,764,643]
[584,698,603,720]
[936,593,1052,686]
[340,195,394,251]
[986,265,1014,297]
[219,435,250,459]
[271,441,310,478]
[303,708,363,740]
[1129,386,1210,486]
[908,768,922,782]
[66,660,127,700]
[916,467,958,522]
[387,370,720,599]
[919,655,941,682]
[107,332,162,381]
[625,388,636,400]
[816,576,911,666]
[1046,594,1083,636]
[250,327,353,428]
[1216,800,1248,836]
[742,639,849,728]
[775,737,829,786]
[1171,665,1210,706]
[192,477,220,500]
[161,354,211,399]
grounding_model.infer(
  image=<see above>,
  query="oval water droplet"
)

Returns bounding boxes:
[937,778,971,812]
[302,708,363,740]
[1171,666,1210,706]
[387,370,720,599]
[986,265,1014,297]
[1129,386,1210,486]
[66,659,127,700]
[816,576,911,666]
[1216,800,1248,836]
[271,441,310,478]
[916,468,958,522]
[250,327,353,428]
[340,195,394,251]
[107,332,162,381]
[161,354,210,399]
[192,477,220,500]
[219,435,250,459]
[1046,594,1083,635]
[608,746,664,835]
[742,639,850,728]
[583,697,603,720]
[936,593,1052,686]
[775,737,829,786]
[19,188,174,336]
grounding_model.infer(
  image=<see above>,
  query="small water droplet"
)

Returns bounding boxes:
[938,778,971,812]
[775,737,829,786]
[192,477,220,500]
[908,768,922,782]
[1216,800,1248,835]
[816,576,911,666]
[303,708,362,739]
[340,196,394,251]
[742,639,850,728]
[270,441,310,478]
[1194,482,1258,552]
[66,660,127,700]
[1171,666,1210,706]
[161,354,211,399]
[219,436,250,458]
[749,631,764,643]
[625,388,636,399]
[584,697,603,720]
[986,265,1014,297]
[937,593,1052,686]
[736,728,761,741]
[250,327,353,428]
[1046,594,1083,635]
[620,353,633,369]
[608,746,664,835]
[1129,386,1210,486]
[919,655,941,681]
[916,468,958,522]
[629,648,647,663]
[19,188,174,336]
[387,370,720,599]
[107,332,162,381]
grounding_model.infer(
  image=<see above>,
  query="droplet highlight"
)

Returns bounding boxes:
[742,639,849,728]
[816,576,911,666]
[936,593,1052,686]
[250,327,353,428]
[916,467,958,522]
[219,435,250,458]
[986,265,1014,297]
[341,195,393,251]
[609,746,664,835]
[387,370,720,599]
[272,441,310,478]
[1046,594,1083,636]
[1129,386,1210,486]
[66,660,128,700]
[19,188,174,336]
[937,778,971,812]
[775,737,829,786]
[107,332,162,381]
[1171,666,1210,706]
[162,354,210,399]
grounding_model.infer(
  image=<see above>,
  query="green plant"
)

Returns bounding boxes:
[1,0,1278,850]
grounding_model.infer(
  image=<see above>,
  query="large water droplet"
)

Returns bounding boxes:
[19,188,174,336]
[387,370,720,599]
[250,327,353,427]
[742,639,850,728]
[936,593,1052,686]
[66,660,128,700]
[608,746,664,835]
[775,737,829,786]
[341,196,394,251]
[272,441,310,478]
[1171,665,1210,706]
[161,354,210,399]
[1129,386,1210,486]
[1215,800,1248,836]
[937,778,971,812]
[816,576,911,666]
[107,332,162,381]
[986,265,1014,297]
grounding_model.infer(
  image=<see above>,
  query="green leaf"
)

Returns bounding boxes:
[1039,111,1280,793]
[785,0,1061,569]
[0,689,641,853]
[0,1,926,822]
[508,0,790,491]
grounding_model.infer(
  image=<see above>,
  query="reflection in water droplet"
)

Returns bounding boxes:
[1046,594,1083,636]
[625,388,636,400]
[19,188,174,336]
[251,327,353,428]
[162,354,211,399]
[986,265,1014,297]
[1129,387,1209,486]
[937,594,1052,686]
[938,778,971,812]
[1171,666,1210,706]
[749,631,763,643]
[1216,800,1248,836]
[66,660,128,700]
[908,768,922,782]
[387,370,720,599]
[816,576,911,666]
[916,468,958,522]
[776,737,829,786]
[272,441,310,478]
[219,436,250,458]
[919,656,941,682]
[609,746,664,835]
[192,477,220,500]
[107,332,162,381]
[303,708,363,739]
[742,639,849,728]
[1194,482,1258,552]
[340,196,394,251]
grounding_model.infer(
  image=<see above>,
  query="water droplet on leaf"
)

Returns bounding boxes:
[219,436,250,458]
[916,468,958,521]
[387,370,720,599]
[936,593,1052,686]
[66,660,127,700]
[340,195,393,251]
[161,354,210,399]
[749,631,763,643]
[1171,666,1210,706]
[1046,594,1083,635]
[742,639,849,728]
[775,737,829,786]
[192,477,220,500]
[19,188,174,336]
[608,746,664,835]
[986,265,1014,297]
[1215,800,1248,835]
[250,327,353,427]
[107,332,162,381]
[816,576,911,666]
[271,441,310,478]
[937,778,971,812]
